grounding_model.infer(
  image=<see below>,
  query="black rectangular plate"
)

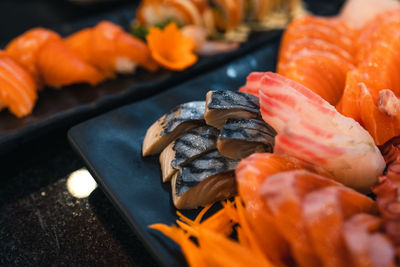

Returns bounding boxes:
[68,43,280,267]
[0,2,283,154]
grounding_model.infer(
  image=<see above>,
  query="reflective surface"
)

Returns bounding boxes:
[0,132,157,266]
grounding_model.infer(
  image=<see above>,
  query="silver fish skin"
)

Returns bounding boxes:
[175,150,238,196]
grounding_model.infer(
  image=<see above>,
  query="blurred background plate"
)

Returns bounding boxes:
[0,0,284,154]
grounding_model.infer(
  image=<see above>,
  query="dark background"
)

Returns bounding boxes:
[0,1,159,266]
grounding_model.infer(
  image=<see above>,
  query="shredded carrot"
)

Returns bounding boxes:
[146,22,198,71]
[197,227,274,267]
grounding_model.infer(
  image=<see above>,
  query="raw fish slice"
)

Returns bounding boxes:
[159,125,218,182]
[356,19,400,64]
[278,38,354,73]
[260,170,341,267]
[359,84,400,146]
[258,72,385,192]
[204,90,260,129]
[217,118,275,160]
[302,186,377,267]
[357,35,400,101]
[142,101,205,156]
[37,39,105,88]
[238,72,264,97]
[343,213,396,267]
[235,153,331,265]
[280,50,354,105]
[274,118,384,192]
[171,150,238,209]
[5,28,61,86]
[279,16,355,57]
[259,72,373,142]
[335,70,364,123]
[67,21,157,78]
[0,53,38,117]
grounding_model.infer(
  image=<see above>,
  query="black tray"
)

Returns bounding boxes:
[0,2,283,154]
[68,43,280,267]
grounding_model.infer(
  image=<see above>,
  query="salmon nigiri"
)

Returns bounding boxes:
[37,38,105,88]
[0,51,37,117]
[5,28,61,86]
[66,21,158,79]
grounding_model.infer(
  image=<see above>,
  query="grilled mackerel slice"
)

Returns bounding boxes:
[217,118,276,160]
[142,101,206,156]
[171,150,238,209]
[159,126,219,182]
[204,90,260,129]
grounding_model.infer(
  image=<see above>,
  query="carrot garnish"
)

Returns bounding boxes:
[146,22,197,71]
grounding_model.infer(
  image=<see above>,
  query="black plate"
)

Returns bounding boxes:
[0,2,283,154]
[68,43,280,267]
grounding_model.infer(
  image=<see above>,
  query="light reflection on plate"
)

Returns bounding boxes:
[67,168,97,198]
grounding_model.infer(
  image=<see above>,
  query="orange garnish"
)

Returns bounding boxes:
[146,23,197,71]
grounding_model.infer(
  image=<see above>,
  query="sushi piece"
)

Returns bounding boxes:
[37,38,105,88]
[204,90,260,129]
[208,0,243,31]
[217,118,275,160]
[171,150,238,209]
[0,52,38,117]
[66,21,157,79]
[159,125,219,182]
[142,101,205,156]
[5,27,62,86]
[135,0,204,27]
[257,72,385,192]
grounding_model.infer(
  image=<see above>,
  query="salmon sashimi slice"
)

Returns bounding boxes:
[259,170,342,267]
[359,84,400,146]
[37,39,105,88]
[302,186,377,267]
[279,16,356,59]
[5,28,61,86]
[66,21,157,78]
[343,213,396,267]
[0,52,37,117]
[257,72,385,192]
[335,70,364,123]
[235,153,296,265]
[356,18,400,64]
[280,50,354,105]
[278,37,354,73]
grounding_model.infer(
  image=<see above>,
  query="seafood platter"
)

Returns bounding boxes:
[70,0,400,266]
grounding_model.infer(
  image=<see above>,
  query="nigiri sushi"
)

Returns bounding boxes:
[66,21,158,78]
[37,38,105,88]
[5,28,61,86]
[0,51,37,117]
